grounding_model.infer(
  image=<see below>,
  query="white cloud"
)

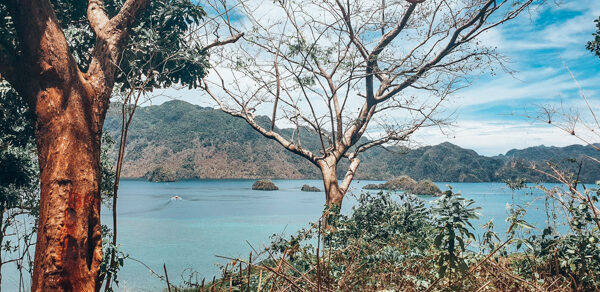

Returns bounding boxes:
[412,119,586,156]
[493,0,600,58]
[444,61,600,111]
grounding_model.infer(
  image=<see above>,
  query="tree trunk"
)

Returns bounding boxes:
[31,83,105,292]
[319,157,345,208]
[0,1,147,290]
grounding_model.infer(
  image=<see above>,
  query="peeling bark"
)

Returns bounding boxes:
[31,82,105,292]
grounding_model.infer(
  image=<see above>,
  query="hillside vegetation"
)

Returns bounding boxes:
[104,100,600,182]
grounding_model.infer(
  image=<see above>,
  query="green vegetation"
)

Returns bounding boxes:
[588,16,600,58]
[0,1,597,291]
[104,101,600,183]
[1,0,213,288]
[175,183,600,291]
[0,85,36,212]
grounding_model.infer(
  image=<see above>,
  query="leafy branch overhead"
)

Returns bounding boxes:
[587,17,600,58]
[0,0,210,96]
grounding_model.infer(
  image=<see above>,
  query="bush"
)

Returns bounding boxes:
[177,185,600,292]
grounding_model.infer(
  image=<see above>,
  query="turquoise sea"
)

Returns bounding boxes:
[1,179,568,291]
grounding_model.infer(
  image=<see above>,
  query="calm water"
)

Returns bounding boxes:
[2,180,567,291]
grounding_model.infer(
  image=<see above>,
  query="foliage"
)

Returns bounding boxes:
[180,181,600,292]
[2,1,209,288]
[117,0,208,91]
[1,0,208,91]
[431,189,480,282]
[587,17,600,58]
[0,81,38,288]
[101,134,117,204]
[98,225,128,292]
[0,83,36,209]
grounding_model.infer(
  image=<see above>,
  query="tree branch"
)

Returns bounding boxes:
[339,157,360,193]
[86,0,149,108]
[354,91,447,155]
[203,33,245,51]
[378,0,498,102]
[109,0,149,32]
[369,2,418,67]
[202,79,319,165]
[87,0,111,38]
[204,0,537,204]
[6,0,76,103]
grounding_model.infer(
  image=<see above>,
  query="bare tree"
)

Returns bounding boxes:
[202,0,537,208]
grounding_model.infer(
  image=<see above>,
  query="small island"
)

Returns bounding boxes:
[362,175,442,196]
[301,184,321,192]
[252,179,279,191]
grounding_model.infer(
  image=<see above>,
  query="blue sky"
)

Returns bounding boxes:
[409,0,600,155]
[149,0,600,156]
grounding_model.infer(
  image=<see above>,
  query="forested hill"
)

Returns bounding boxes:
[103,100,600,182]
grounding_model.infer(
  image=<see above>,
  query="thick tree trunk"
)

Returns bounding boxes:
[31,83,105,292]
[0,1,147,291]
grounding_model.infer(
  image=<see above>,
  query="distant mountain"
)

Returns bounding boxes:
[103,100,600,183]
[375,142,503,182]
[494,144,600,183]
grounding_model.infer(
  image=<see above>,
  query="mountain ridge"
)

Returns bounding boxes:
[103,100,600,183]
